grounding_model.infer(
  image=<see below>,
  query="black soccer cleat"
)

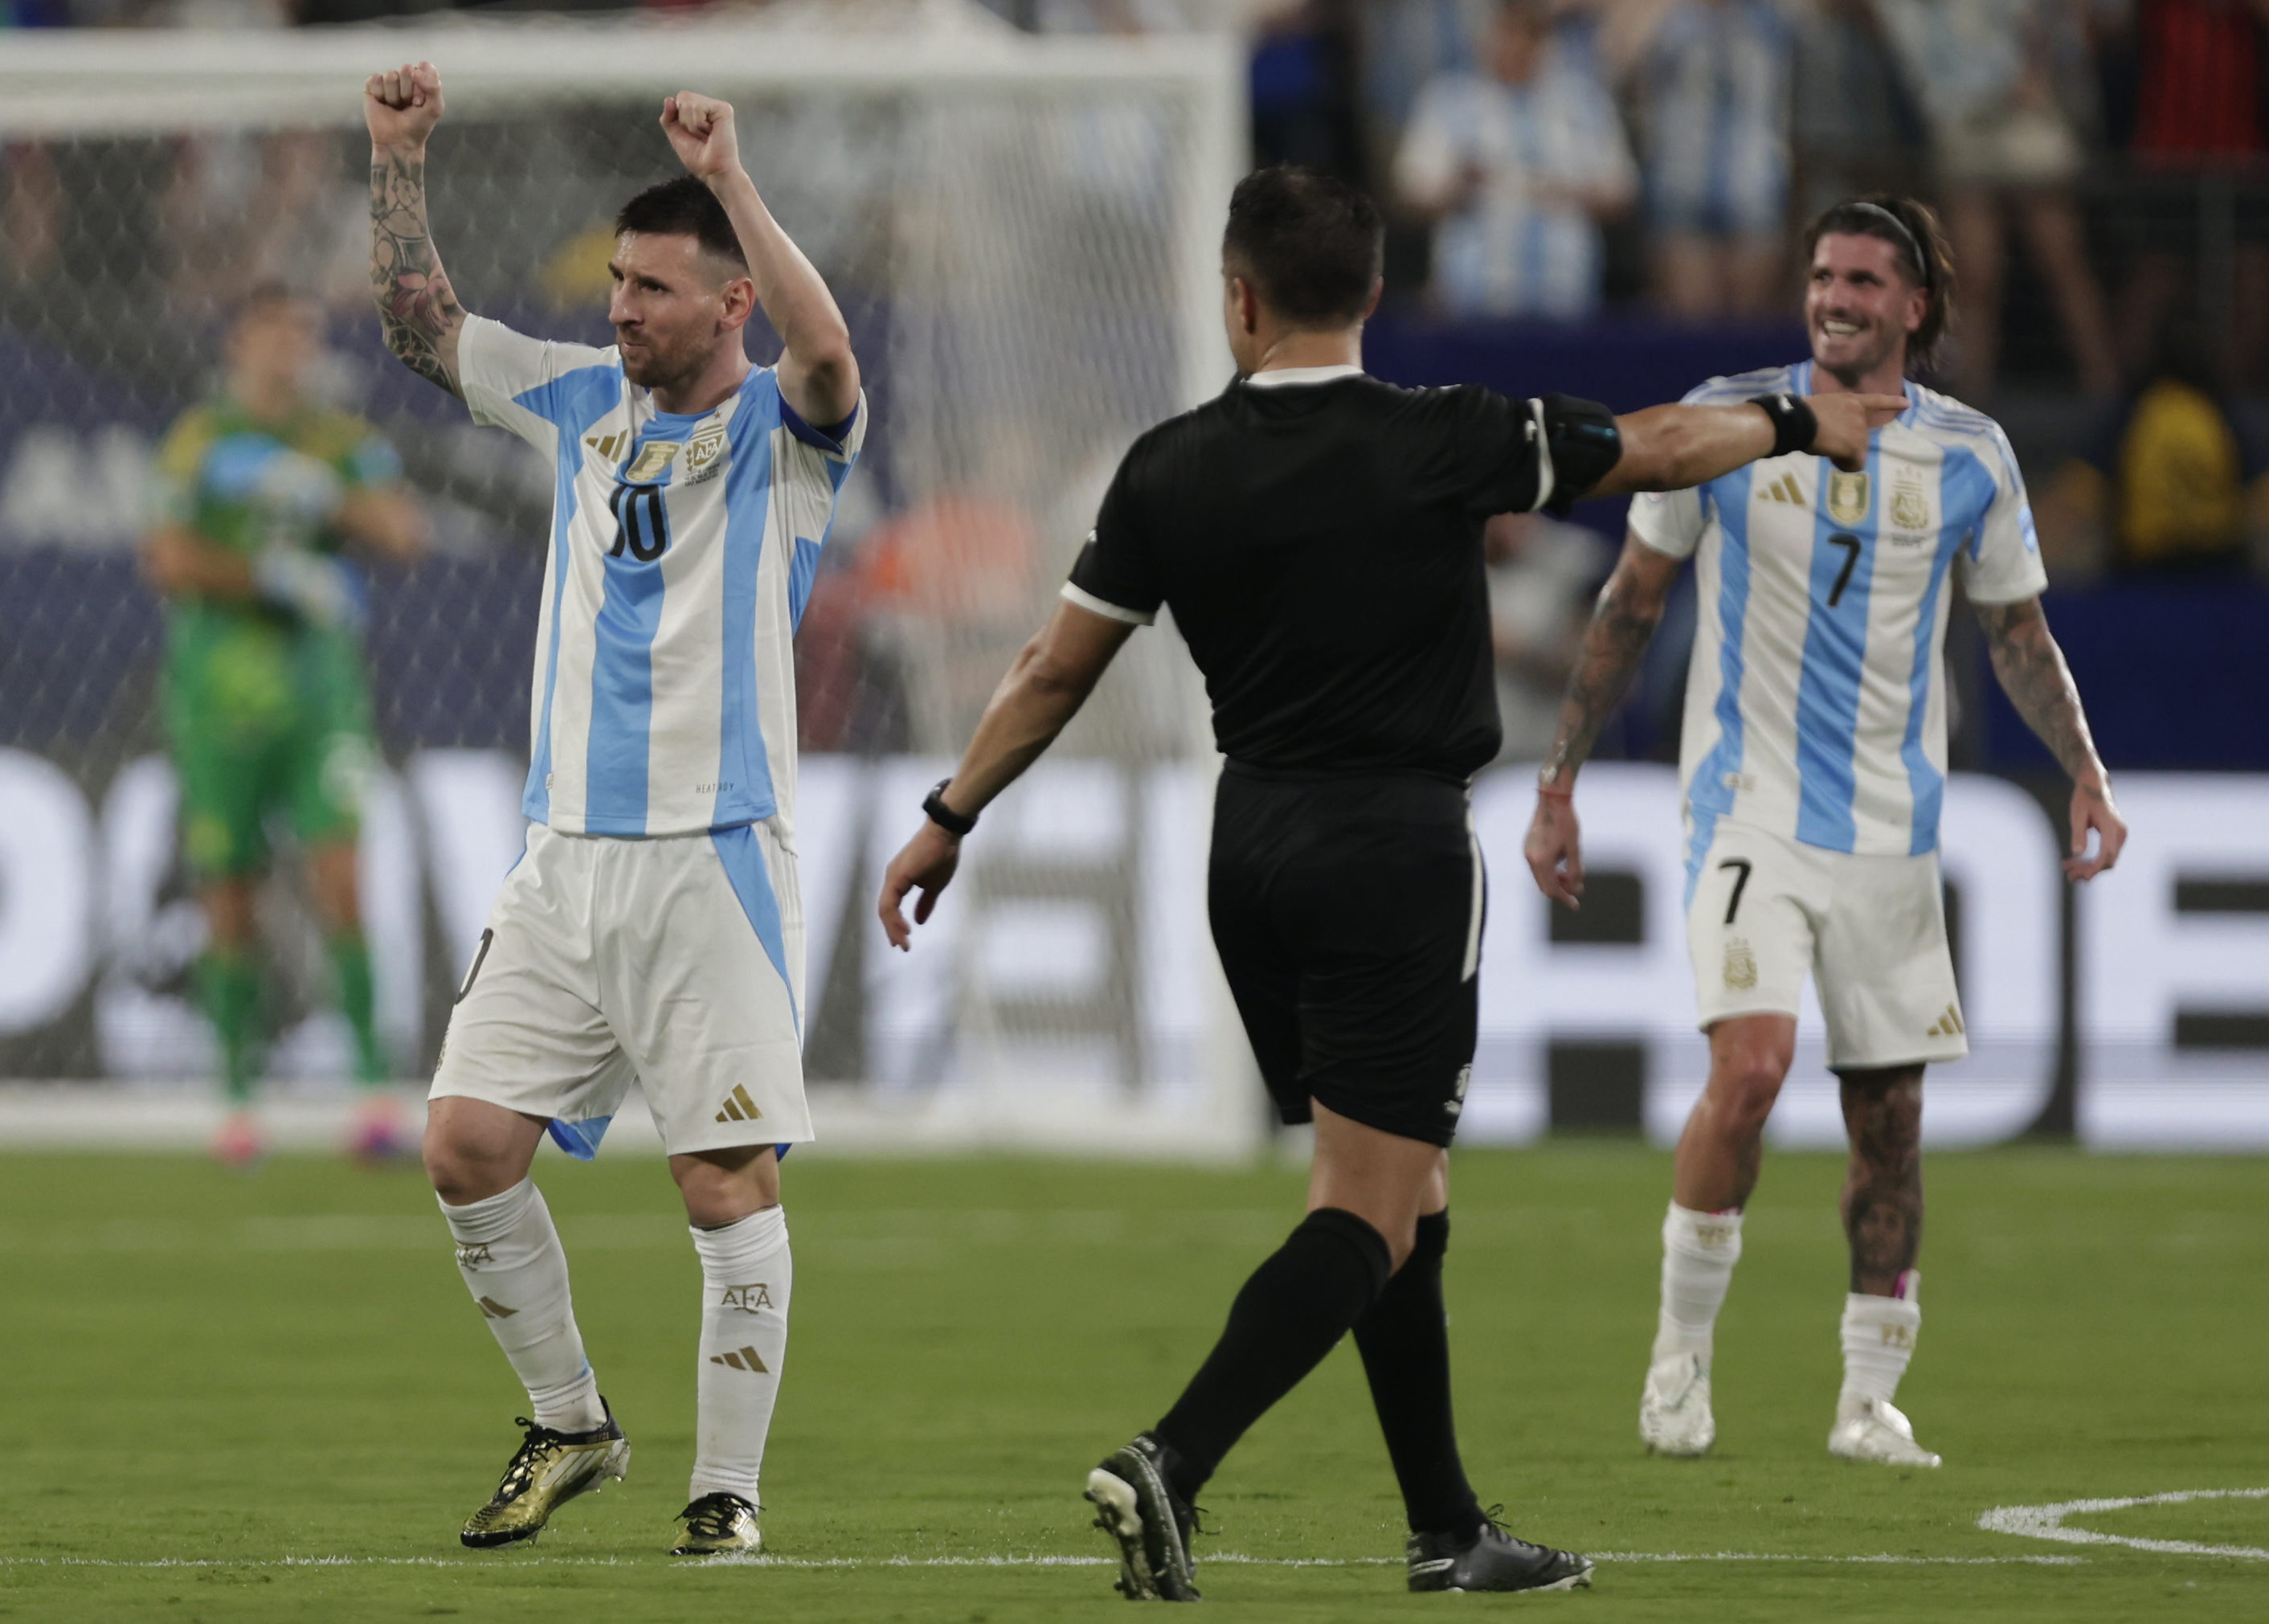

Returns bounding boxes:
[1085,1434,1201,1602]
[1405,1512,1594,1593]
[459,1401,630,1548]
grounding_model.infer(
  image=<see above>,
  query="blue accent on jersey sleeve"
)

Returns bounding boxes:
[546,1115,613,1160]
[780,397,856,454]
[1688,464,1757,820]
[715,384,782,830]
[711,824,799,1036]
[1792,446,1882,852]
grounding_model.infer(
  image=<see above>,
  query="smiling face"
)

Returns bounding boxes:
[607,231,750,395]
[1805,231,1928,387]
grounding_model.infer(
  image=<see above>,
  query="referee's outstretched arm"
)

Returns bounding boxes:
[1592,390,1906,495]
[877,603,1134,949]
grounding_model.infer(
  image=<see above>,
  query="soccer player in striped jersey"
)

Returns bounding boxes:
[1523,197,2126,1468]
[365,64,863,1552]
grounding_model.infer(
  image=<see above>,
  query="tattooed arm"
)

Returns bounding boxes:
[1522,535,1683,907]
[364,62,466,398]
[1976,595,2127,880]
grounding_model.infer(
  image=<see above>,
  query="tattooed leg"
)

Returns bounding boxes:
[1838,1066,1924,1296]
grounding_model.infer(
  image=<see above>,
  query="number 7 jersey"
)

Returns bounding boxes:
[1629,363,2046,859]
[458,315,866,837]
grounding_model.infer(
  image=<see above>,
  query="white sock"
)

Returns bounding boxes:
[1839,1271,1921,1409]
[439,1179,606,1434]
[1652,1201,1744,1364]
[690,1205,793,1505]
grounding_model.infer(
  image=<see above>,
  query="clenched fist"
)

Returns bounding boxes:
[366,61,445,152]
[661,92,743,183]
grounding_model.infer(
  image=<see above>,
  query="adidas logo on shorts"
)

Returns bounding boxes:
[1925,1004,1965,1038]
[713,1083,764,1124]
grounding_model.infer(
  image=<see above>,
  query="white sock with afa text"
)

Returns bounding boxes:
[1839,1271,1922,1409]
[1653,1201,1744,1363]
[689,1205,793,1505]
[439,1179,606,1434]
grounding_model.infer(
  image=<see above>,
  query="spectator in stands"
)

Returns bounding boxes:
[1789,0,1927,219]
[1394,0,1637,318]
[1485,509,1609,763]
[1874,0,2120,397]
[2038,315,2269,577]
[2109,0,2269,389]
[1623,0,1793,317]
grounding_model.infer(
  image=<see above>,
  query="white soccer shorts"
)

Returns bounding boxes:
[1683,817,1968,1071]
[431,819,812,1156]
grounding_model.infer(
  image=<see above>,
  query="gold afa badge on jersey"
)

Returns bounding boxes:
[1891,484,1930,532]
[682,423,727,485]
[1826,471,1870,527]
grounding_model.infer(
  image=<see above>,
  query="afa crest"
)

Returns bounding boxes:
[1723,937,1759,992]
[1825,471,1870,527]
[683,423,728,484]
[1890,485,1930,532]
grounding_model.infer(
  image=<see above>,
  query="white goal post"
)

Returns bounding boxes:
[0,9,1265,1157]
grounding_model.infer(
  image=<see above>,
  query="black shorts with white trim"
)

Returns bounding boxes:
[1208,764,1481,1148]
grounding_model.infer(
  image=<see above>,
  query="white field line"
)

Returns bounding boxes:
[1979,1487,2269,1561]
[0,1550,2085,1571]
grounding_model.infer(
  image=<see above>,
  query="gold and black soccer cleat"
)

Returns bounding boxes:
[460,1403,630,1548]
[670,1491,762,1556]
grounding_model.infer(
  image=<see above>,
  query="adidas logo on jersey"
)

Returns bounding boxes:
[584,431,629,460]
[1925,1004,1966,1037]
[714,1083,764,1124]
[709,1345,770,1374]
[1761,473,1807,505]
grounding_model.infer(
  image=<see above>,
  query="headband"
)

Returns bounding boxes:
[1836,201,1932,292]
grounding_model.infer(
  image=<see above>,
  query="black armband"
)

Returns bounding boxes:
[1537,392,1621,516]
[1750,392,1817,459]
[922,779,977,838]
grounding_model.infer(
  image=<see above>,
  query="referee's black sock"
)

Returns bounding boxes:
[1151,1207,1393,1500]
[1353,1209,1486,1541]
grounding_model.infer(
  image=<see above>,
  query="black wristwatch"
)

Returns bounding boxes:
[1751,391,1817,458]
[922,779,978,838]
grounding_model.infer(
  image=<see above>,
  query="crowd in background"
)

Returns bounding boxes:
[6,0,2269,760]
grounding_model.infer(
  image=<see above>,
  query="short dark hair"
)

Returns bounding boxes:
[1223,165,1384,330]
[614,176,749,272]
[1803,194,1957,375]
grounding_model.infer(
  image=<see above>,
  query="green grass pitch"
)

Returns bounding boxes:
[3,1143,2265,1622]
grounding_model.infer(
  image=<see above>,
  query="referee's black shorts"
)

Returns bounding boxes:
[1208,763,1481,1148]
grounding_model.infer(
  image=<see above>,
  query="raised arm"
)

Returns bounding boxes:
[1522,535,1684,906]
[877,602,1136,949]
[660,93,860,427]
[365,62,467,398]
[1586,392,1908,499]
[1974,595,2126,880]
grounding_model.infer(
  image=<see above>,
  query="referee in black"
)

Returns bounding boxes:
[878,166,1899,1600]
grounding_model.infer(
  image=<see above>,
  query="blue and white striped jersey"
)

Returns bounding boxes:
[459,315,865,838]
[1629,363,2046,859]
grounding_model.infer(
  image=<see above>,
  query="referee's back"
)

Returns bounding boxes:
[1066,368,1549,782]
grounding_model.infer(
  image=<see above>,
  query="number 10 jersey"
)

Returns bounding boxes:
[459,314,866,837]
[1629,362,2046,861]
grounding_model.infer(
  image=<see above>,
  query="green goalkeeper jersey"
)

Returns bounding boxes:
[151,395,403,873]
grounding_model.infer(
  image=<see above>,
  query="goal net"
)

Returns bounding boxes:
[0,6,1262,1155]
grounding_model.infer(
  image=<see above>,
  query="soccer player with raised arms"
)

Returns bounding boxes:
[879,166,1899,1599]
[364,63,863,1552]
[1523,197,2125,1467]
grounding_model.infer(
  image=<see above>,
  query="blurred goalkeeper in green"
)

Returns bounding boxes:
[141,286,427,1166]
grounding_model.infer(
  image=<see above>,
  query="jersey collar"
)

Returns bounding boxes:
[1242,364,1367,389]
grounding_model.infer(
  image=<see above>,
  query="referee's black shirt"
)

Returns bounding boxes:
[1065,367,1556,782]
